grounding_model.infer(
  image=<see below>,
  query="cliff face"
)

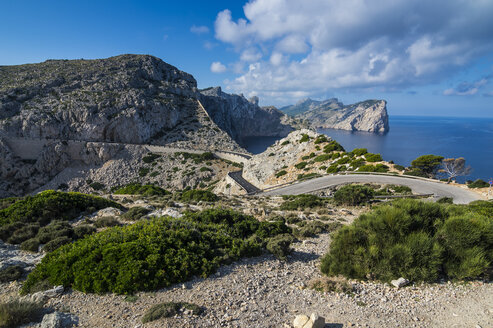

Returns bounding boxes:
[199,87,293,143]
[280,98,389,133]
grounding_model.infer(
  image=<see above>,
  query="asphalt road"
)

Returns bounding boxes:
[260,174,483,204]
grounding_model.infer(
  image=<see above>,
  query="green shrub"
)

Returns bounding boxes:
[7,224,39,244]
[336,157,351,165]
[314,135,328,144]
[326,164,341,173]
[320,199,493,283]
[0,265,24,283]
[113,183,169,196]
[294,161,308,170]
[358,164,389,173]
[121,207,151,221]
[138,168,150,177]
[293,221,338,238]
[404,168,427,177]
[308,276,353,294]
[297,173,319,180]
[313,154,332,162]
[281,140,290,146]
[94,216,120,228]
[176,152,215,164]
[89,182,105,191]
[266,234,294,260]
[36,221,73,244]
[0,300,44,328]
[351,148,368,156]
[0,198,19,211]
[180,190,218,202]
[275,170,287,178]
[437,197,453,204]
[22,209,289,294]
[299,134,310,143]
[467,179,489,188]
[410,154,444,178]
[142,153,161,164]
[199,167,213,172]
[365,153,383,162]
[142,302,203,323]
[73,225,97,239]
[0,190,120,228]
[20,238,40,252]
[334,185,375,206]
[43,236,72,252]
[323,141,345,153]
[280,195,324,210]
[394,164,405,171]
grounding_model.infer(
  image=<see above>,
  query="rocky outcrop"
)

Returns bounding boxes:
[199,87,293,143]
[280,98,389,133]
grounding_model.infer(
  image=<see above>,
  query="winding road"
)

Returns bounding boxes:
[260,174,483,204]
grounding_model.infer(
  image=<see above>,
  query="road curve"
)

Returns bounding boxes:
[260,174,482,204]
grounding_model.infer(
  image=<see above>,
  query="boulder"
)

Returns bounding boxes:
[391,277,409,288]
[40,311,78,328]
[293,313,325,328]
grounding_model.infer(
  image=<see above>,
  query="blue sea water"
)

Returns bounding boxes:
[243,116,493,182]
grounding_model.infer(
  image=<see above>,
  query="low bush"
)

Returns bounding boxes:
[275,170,287,178]
[43,236,72,252]
[0,300,44,328]
[266,234,294,260]
[89,182,105,191]
[314,135,328,144]
[199,166,213,172]
[142,302,203,323]
[281,140,290,146]
[293,221,341,238]
[321,199,493,283]
[351,148,368,156]
[21,209,290,294]
[7,224,39,244]
[437,197,453,204]
[113,183,169,196]
[336,157,351,165]
[299,134,310,143]
[334,185,375,206]
[394,164,405,171]
[94,216,120,228]
[294,161,308,170]
[176,152,215,164]
[0,265,24,283]
[308,276,353,294]
[142,153,161,164]
[20,238,40,252]
[365,153,383,162]
[358,164,389,173]
[280,195,324,210]
[37,221,72,244]
[73,225,97,239]
[326,164,341,173]
[297,173,319,180]
[121,207,151,221]
[138,168,150,177]
[467,179,489,188]
[323,141,345,153]
[313,154,332,162]
[180,190,218,202]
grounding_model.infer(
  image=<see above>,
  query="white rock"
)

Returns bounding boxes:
[293,314,310,328]
[391,277,409,288]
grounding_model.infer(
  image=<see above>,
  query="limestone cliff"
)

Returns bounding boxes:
[280,98,389,133]
[199,87,293,143]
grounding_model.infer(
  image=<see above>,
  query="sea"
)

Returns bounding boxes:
[243,116,493,183]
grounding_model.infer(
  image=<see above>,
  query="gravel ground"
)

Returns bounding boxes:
[7,233,486,328]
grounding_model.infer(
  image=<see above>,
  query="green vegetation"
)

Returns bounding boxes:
[275,170,287,178]
[89,182,105,191]
[0,265,24,283]
[294,221,342,238]
[22,208,290,294]
[121,207,151,221]
[323,141,345,153]
[364,153,383,162]
[334,185,375,206]
[308,276,353,294]
[142,153,161,164]
[281,140,290,146]
[113,183,169,196]
[410,154,444,178]
[94,216,120,228]
[297,173,319,180]
[179,190,218,202]
[321,199,493,282]
[266,234,294,260]
[326,164,342,173]
[467,179,489,188]
[0,300,44,328]
[295,161,308,169]
[299,134,310,143]
[175,152,215,164]
[351,148,368,156]
[313,154,332,162]
[357,164,389,173]
[314,135,328,144]
[280,194,325,210]
[138,168,150,177]
[0,191,119,248]
[142,302,203,323]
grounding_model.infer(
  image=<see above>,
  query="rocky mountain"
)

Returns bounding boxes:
[0,54,291,197]
[280,98,389,133]
[199,87,293,143]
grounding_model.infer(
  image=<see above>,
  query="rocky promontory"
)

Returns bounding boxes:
[281,98,389,133]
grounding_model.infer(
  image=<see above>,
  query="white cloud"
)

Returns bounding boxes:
[190,25,209,34]
[213,0,493,104]
[443,78,488,96]
[210,61,227,73]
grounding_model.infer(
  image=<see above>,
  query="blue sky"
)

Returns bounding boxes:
[1,0,493,117]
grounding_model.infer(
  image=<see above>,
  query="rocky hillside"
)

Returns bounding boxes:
[280,98,389,133]
[199,87,293,143]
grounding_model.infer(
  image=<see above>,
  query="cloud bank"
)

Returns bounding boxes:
[213,0,493,104]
